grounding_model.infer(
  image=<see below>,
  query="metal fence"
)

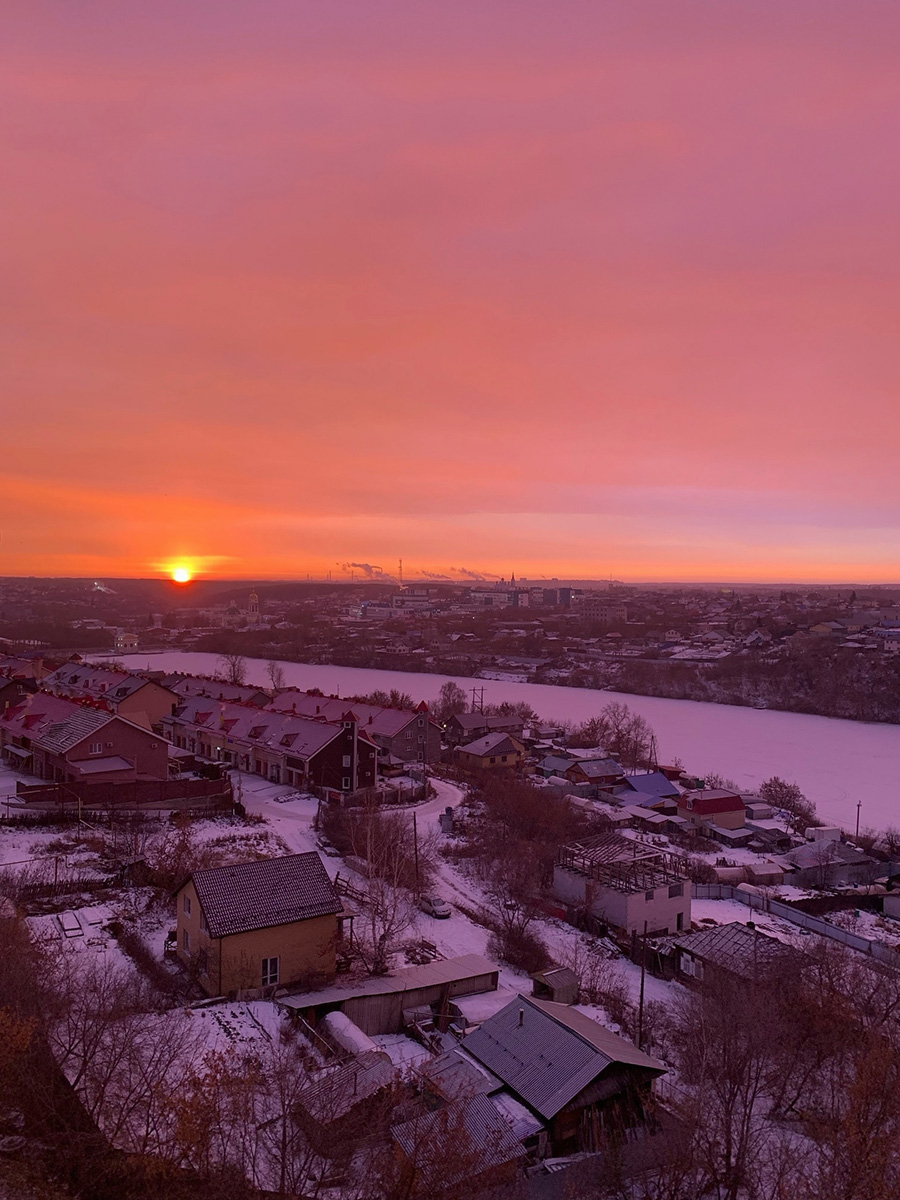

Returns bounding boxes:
[692,883,900,970]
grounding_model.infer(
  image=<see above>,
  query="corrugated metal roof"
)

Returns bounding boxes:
[462,995,662,1120]
[278,954,498,1010]
[190,852,341,938]
[392,1094,525,1187]
[421,1047,501,1101]
[673,922,786,976]
[532,966,578,989]
[296,1050,393,1122]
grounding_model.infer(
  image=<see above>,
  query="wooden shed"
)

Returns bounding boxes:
[531,966,579,1005]
[279,954,499,1035]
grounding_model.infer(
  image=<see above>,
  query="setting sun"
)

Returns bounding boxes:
[172,566,191,583]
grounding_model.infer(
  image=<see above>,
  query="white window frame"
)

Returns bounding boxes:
[182,929,190,953]
[262,956,280,987]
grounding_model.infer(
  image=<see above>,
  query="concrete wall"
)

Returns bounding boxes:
[552,867,690,936]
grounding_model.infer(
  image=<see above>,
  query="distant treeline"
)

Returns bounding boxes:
[614,643,900,724]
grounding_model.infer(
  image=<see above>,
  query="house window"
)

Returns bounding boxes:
[200,911,208,934]
[262,957,279,987]
[343,755,351,768]
[489,757,496,764]
[501,755,508,762]
[88,742,103,755]
[197,948,208,975]
[668,883,684,899]
[677,912,684,931]
[417,735,424,744]
[182,929,190,953]
[406,730,413,739]
[183,894,191,916]
[417,718,424,728]
[342,777,351,789]
[645,889,654,901]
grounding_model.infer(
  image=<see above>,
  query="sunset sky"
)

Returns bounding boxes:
[5,1,900,583]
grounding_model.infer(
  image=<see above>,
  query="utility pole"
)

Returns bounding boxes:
[412,811,420,894]
[856,800,862,839]
[637,919,648,1050]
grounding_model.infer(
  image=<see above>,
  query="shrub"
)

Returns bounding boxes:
[488,927,552,974]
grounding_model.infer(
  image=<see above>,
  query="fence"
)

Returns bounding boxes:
[8,776,233,816]
[692,883,900,970]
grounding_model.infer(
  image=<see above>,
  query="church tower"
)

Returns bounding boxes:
[248,589,260,624]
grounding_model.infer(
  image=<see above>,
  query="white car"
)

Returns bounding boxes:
[419,894,451,919]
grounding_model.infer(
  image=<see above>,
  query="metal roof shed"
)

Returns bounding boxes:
[279,954,500,1035]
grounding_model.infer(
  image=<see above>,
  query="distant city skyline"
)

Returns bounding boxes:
[5,2,900,582]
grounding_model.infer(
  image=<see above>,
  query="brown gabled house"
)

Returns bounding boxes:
[175,852,343,996]
[0,693,169,782]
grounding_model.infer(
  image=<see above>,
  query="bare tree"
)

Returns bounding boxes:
[218,652,247,686]
[759,776,818,834]
[266,659,286,692]
[348,809,421,974]
[433,681,468,724]
[567,702,654,770]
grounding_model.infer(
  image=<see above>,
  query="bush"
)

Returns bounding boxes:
[488,927,552,974]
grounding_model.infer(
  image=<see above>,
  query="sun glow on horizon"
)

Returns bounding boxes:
[172,566,191,583]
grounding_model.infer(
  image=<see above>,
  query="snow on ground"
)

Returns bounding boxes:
[186,1000,287,1051]
[231,772,321,857]
[118,651,900,831]
[0,760,31,804]
[826,906,900,948]
[454,989,520,1023]
[26,906,135,974]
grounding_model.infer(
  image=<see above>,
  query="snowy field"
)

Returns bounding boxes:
[119,650,900,831]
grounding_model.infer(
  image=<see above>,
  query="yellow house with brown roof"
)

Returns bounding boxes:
[175,852,342,997]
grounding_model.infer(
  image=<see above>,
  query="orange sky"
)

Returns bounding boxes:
[5,2,900,583]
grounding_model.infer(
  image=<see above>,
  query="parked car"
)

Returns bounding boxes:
[419,894,451,918]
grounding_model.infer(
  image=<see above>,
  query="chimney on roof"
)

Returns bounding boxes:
[518,1008,524,1027]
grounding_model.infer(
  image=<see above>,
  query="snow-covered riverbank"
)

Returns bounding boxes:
[116,651,900,833]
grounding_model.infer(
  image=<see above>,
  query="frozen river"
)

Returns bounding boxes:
[116,651,900,833]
